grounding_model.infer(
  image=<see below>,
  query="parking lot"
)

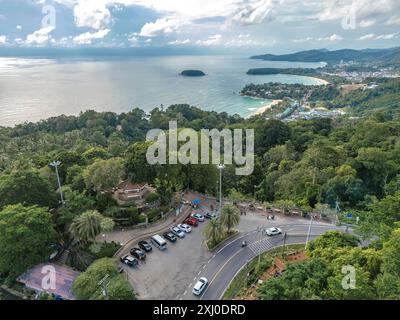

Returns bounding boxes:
[117,195,333,300]
[121,209,213,300]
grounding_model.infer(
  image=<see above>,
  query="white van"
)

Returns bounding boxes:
[151,234,167,251]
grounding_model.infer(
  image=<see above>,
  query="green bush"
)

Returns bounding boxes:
[147,208,162,223]
[145,192,159,203]
[94,242,121,259]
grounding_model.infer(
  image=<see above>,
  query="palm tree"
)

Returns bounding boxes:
[69,210,104,244]
[220,205,240,233]
[203,218,224,247]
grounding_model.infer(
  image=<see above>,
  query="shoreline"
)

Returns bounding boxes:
[251,99,283,116]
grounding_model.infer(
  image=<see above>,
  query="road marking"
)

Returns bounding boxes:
[193,277,197,281]
[197,271,201,276]
[217,234,244,254]
[183,290,187,296]
[202,264,207,270]
[201,246,246,300]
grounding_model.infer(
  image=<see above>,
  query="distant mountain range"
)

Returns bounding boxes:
[251,47,400,64]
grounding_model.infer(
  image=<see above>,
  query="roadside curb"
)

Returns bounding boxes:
[113,206,191,257]
[206,230,240,252]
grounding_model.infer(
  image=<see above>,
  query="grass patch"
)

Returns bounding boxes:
[223,244,305,300]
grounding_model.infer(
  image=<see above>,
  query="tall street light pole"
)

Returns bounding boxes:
[50,160,64,206]
[217,164,225,215]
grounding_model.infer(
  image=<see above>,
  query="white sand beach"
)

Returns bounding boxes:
[252,99,283,116]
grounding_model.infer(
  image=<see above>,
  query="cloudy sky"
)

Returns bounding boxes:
[0,0,399,54]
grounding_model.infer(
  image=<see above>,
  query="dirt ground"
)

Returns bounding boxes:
[236,251,308,300]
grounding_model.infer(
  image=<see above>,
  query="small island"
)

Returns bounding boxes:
[180,70,206,77]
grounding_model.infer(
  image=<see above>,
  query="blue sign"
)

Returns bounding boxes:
[346,213,353,219]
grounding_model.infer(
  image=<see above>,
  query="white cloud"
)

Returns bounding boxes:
[375,32,399,40]
[293,37,314,43]
[168,39,191,45]
[73,29,110,44]
[358,33,375,40]
[229,0,276,26]
[325,34,343,42]
[139,18,188,37]
[16,25,22,30]
[358,32,399,40]
[387,15,400,25]
[74,1,111,29]
[293,34,343,43]
[359,19,376,27]
[0,36,7,45]
[26,26,55,45]
[196,34,223,46]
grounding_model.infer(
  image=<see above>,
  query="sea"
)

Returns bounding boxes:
[0,55,325,127]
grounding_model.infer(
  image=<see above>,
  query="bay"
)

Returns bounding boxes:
[0,55,325,127]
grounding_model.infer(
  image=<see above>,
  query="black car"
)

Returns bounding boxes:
[120,255,138,268]
[138,240,152,253]
[205,212,217,219]
[130,247,147,260]
[163,232,177,243]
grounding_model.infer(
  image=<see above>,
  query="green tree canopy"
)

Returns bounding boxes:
[0,170,58,210]
[83,158,124,192]
[0,204,57,279]
[72,258,135,300]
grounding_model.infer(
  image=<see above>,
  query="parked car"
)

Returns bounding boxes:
[205,212,217,219]
[120,255,138,268]
[178,223,192,233]
[130,247,146,260]
[191,213,205,222]
[265,227,282,236]
[171,226,185,238]
[163,232,177,243]
[138,240,152,253]
[192,277,208,296]
[185,217,199,227]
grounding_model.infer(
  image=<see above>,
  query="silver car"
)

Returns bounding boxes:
[171,226,185,238]
[192,277,208,296]
[265,227,282,236]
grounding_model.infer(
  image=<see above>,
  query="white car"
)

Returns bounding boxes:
[191,213,205,222]
[265,227,282,236]
[192,277,208,296]
[178,223,192,233]
[171,226,185,238]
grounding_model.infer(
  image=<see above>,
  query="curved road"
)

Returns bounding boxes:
[179,222,346,300]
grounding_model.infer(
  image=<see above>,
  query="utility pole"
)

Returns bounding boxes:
[257,227,263,271]
[282,232,287,257]
[305,214,314,250]
[217,164,225,216]
[50,160,64,206]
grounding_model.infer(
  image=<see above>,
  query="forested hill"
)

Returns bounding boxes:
[251,47,400,64]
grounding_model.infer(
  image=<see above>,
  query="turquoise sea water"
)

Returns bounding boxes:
[0,55,324,126]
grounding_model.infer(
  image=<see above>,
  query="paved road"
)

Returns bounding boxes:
[179,222,346,300]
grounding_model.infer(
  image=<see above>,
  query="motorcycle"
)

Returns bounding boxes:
[241,241,248,248]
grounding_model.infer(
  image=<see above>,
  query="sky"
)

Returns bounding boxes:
[0,0,399,55]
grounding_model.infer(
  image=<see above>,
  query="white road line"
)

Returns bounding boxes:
[217,234,244,254]
[197,271,201,276]
[183,290,187,296]
[200,246,245,300]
